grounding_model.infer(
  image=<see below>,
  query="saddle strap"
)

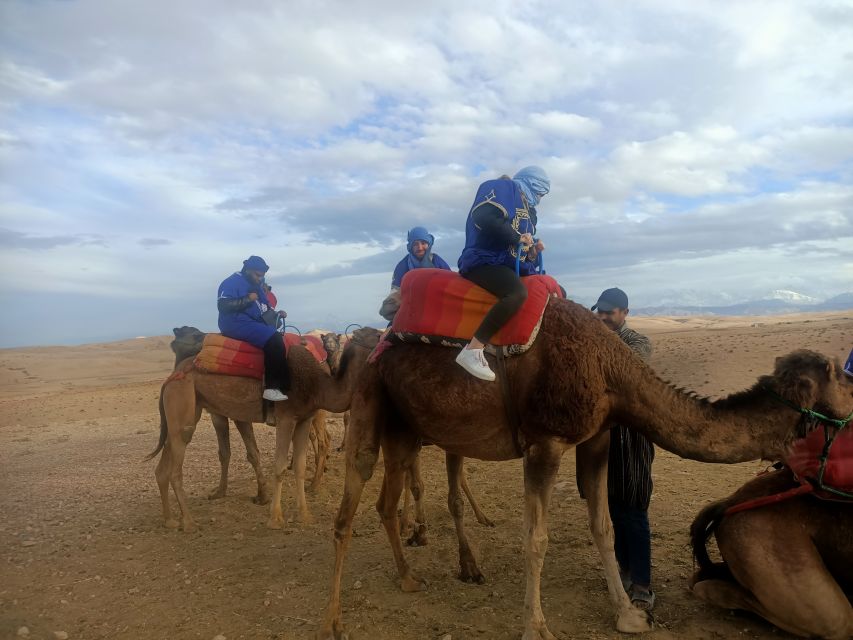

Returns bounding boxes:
[495,348,523,457]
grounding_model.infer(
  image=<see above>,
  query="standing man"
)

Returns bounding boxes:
[591,287,655,610]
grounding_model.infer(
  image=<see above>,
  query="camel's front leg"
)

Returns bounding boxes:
[162,382,200,532]
[268,414,297,529]
[403,454,428,546]
[576,432,651,633]
[291,416,314,523]
[377,431,426,592]
[234,420,268,505]
[318,392,382,640]
[208,413,231,499]
[447,453,484,583]
[521,441,563,640]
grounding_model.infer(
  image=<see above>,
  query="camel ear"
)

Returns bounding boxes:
[790,375,819,407]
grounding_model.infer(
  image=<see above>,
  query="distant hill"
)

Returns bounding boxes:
[634,291,853,317]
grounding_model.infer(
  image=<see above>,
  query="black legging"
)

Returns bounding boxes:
[463,264,528,343]
[263,333,291,392]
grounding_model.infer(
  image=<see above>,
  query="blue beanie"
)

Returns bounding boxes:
[242,255,269,273]
[406,226,434,254]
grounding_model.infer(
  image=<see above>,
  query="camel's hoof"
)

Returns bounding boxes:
[207,488,226,500]
[164,518,180,530]
[400,574,427,593]
[521,625,557,640]
[316,627,349,640]
[182,521,198,533]
[296,510,315,525]
[616,605,652,633]
[478,516,496,528]
[252,493,271,506]
[406,524,428,547]
[459,568,486,584]
[267,516,285,530]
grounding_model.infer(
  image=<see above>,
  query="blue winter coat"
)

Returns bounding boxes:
[217,272,276,348]
[391,253,452,289]
[457,178,537,275]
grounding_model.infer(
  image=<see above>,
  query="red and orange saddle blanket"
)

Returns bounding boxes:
[388,269,564,354]
[193,333,327,380]
[726,422,853,515]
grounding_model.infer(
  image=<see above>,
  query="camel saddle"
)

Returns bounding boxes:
[193,333,327,379]
[785,423,853,500]
[389,269,564,353]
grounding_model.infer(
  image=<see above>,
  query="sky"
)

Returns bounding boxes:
[1,0,852,347]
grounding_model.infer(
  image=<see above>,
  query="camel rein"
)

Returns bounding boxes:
[763,387,853,430]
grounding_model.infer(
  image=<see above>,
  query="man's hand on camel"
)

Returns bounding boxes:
[247,292,258,302]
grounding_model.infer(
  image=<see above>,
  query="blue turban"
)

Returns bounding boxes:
[242,255,269,273]
[845,347,853,377]
[513,166,550,208]
[406,226,434,254]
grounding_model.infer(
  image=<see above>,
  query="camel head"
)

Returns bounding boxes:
[321,332,345,375]
[171,326,206,368]
[765,349,853,434]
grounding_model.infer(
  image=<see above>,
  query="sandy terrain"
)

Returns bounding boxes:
[1,311,851,640]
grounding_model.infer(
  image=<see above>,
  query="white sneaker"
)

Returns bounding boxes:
[263,388,288,402]
[455,347,496,381]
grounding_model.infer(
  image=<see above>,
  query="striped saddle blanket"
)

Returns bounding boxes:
[390,269,563,349]
[194,333,327,379]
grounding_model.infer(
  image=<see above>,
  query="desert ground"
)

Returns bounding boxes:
[1,310,851,640]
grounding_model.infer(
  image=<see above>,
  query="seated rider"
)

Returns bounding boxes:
[380,226,451,322]
[455,166,550,380]
[845,347,853,378]
[217,256,290,402]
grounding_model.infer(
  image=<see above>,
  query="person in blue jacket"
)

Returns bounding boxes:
[390,226,452,291]
[217,256,289,402]
[845,347,853,378]
[455,166,550,380]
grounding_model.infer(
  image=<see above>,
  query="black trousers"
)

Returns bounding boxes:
[263,333,291,392]
[463,264,528,343]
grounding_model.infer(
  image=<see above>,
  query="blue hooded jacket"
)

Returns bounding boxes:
[217,270,276,349]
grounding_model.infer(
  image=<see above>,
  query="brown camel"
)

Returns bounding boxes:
[690,467,853,639]
[147,326,381,532]
[318,297,853,639]
[164,328,341,504]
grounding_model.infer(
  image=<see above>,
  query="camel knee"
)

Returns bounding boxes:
[180,425,196,444]
[448,493,465,519]
[353,451,378,482]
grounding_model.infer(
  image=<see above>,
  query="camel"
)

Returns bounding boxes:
[317,297,853,639]
[690,467,853,639]
[164,327,340,504]
[147,326,381,532]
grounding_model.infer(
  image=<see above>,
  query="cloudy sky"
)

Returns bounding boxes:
[1,0,852,347]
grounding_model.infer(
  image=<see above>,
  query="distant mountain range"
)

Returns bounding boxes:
[633,291,853,317]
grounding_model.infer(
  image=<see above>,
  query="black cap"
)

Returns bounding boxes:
[591,287,629,312]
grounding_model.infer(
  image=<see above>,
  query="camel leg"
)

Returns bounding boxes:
[208,413,231,500]
[234,420,269,505]
[376,430,427,592]
[162,385,200,533]
[336,410,349,452]
[447,452,484,583]
[520,440,563,640]
[310,410,329,492]
[154,445,175,528]
[318,393,383,640]
[291,416,314,523]
[460,458,494,527]
[710,512,853,639]
[405,454,428,547]
[398,469,413,537]
[268,413,297,529]
[576,432,650,633]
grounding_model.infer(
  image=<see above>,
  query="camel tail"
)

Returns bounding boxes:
[689,499,728,573]
[144,382,169,462]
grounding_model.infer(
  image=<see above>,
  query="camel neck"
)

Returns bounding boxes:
[610,366,797,463]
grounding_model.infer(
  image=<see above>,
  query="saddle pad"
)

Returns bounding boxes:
[391,269,563,346]
[194,333,327,379]
[786,424,853,497]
